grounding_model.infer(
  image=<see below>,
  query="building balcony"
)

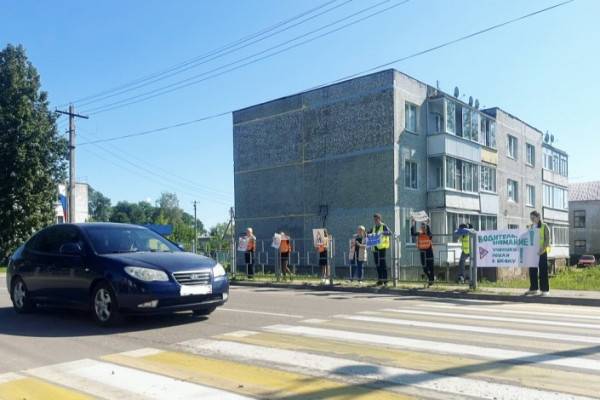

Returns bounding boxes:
[543,207,569,223]
[428,189,480,211]
[428,134,481,163]
[542,168,568,188]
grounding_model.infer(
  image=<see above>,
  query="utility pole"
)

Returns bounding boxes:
[193,201,197,254]
[56,105,88,223]
[229,207,236,277]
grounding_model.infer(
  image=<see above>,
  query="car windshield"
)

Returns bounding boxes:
[85,226,180,255]
[581,255,595,260]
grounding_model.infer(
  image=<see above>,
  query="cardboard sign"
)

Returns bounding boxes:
[312,229,328,248]
[271,233,282,249]
[476,229,540,268]
[237,237,249,252]
[366,233,381,248]
[410,210,429,223]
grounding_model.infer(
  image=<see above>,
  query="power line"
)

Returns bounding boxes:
[82,0,408,115]
[74,0,354,109]
[78,0,573,146]
[60,0,345,108]
[78,129,233,198]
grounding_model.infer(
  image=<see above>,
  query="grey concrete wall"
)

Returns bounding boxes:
[490,108,543,229]
[570,200,600,258]
[233,70,397,265]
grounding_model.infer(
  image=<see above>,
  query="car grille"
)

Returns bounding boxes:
[173,270,211,285]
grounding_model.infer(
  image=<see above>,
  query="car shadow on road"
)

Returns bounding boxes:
[0,306,208,337]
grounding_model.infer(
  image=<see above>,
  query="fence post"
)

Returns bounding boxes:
[470,232,478,290]
[328,237,335,285]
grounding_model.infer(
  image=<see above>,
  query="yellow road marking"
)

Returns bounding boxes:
[219,331,600,398]
[104,350,412,400]
[0,376,92,400]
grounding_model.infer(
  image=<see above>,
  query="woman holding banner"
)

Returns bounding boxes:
[350,226,368,284]
[244,228,256,279]
[411,218,435,287]
[526,211,551,296]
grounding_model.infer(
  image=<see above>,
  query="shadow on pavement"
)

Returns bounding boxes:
[0,306,208,338]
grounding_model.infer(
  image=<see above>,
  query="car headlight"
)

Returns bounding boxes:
[212,263,226,278]
[124,266,169,282]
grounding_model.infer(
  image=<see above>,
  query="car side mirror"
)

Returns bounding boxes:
[60,242,82,256]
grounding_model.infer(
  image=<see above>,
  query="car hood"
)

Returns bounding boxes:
[100,251,216,272]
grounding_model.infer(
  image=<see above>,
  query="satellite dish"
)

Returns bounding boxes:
[468,96,473,107]
[550,134,555,143]
[454,86,459,98]
[544,133,550,143]
[474,99,480,109]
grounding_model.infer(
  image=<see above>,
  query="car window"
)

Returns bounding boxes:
[85,226,179,255]
[35,226,83,254]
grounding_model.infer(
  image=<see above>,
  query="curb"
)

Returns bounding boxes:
[231,281,600,307]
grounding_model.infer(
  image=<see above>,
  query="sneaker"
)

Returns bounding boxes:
[524,290,540,296]
[541,291,550,297]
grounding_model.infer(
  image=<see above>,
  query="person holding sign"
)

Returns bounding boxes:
[314,229,330,285]
[244,228,256,279]
[411,218,434,287]
[369,213,391,286]
[350,226,368,284]
[526,211,551,296]
[279,232,294,280]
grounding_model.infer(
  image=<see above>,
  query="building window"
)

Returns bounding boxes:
[480,165,496,193]
[526,143,535,167]
[404,216,416,245]
[507,179,518,202]
[526,185,535,207]
[462,108,471,140]
[551,225,569,246]
[480,215,497,231]
[446,99,456,134]
[445,157,477,193]
[405,102,417,133]
[404,160,418,189]
[574,240,586,251]
[508,224,519,230]
[480,117,496,149]
[543,184,567,210]
[559,155,568,177]
[543,147,568,177]
[447,212,480,236]
[574,210,586,228]
[471,111,479,142]
[507,135,518,159]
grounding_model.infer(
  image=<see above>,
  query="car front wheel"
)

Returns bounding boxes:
[92,282,121,326]
[11,277,35,313]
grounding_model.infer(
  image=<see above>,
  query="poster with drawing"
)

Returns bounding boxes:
[312,229,328,248]
[476,229,540,268]
[237,236,249,252]
[271,233,282,249]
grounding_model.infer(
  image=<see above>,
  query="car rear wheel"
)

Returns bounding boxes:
[92,282,121,326]
[11,277,35,313]
[192,306,216,316]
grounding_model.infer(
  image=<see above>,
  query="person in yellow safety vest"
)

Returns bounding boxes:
[369,213,392,286]
[455,223,474,284]
[526,211,551,297]
[411,218,434,287]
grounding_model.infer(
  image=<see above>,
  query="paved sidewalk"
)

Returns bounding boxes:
[231,279,600,306]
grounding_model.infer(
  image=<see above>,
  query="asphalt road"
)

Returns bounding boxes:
[1,282,600,399]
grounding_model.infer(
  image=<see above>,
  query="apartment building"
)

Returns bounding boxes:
[232,69,569,277]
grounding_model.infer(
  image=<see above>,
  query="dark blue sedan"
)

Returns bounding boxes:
[6,223,229,325]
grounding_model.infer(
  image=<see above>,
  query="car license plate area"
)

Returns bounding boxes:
[180,284,212,296]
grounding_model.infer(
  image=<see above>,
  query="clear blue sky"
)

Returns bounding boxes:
[2,0,598,228]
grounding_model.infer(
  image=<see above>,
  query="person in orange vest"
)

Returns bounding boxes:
[411,218,434,287]
[244,228,256,279]
[315,229,329,285]
[279,232,293,280]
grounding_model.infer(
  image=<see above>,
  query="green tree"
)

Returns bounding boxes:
[88,186,112,221]
[0,44,67,261]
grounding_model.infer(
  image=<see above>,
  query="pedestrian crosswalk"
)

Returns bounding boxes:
[2,297,600,399]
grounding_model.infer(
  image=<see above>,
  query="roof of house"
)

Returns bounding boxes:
[569,181,600,202]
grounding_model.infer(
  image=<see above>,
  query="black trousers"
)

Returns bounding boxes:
[245,251,255,276]
[529,252,549,292]
[420,248,434,283]
[373,249,388,282]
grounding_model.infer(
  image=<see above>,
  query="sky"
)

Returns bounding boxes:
[2,0,599,228]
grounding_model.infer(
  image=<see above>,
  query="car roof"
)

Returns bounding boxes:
[72,222,147,230]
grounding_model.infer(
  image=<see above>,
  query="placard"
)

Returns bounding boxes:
[410,210,429,223]
[312,228,328,247]
[271,233,282,249]
[366,233,381,248]
[237,237,249,252]
[476,229,540,268]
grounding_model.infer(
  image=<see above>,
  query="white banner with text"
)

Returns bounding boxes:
[476,229,540,268]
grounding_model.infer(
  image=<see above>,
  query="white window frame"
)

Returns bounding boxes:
[405,102,418,133]
[507,135,518,160]
[480,165,497,193]
[526,143,535,167]
[404,160,418,189]
[507,179,518,202]
[526,184,535,207]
